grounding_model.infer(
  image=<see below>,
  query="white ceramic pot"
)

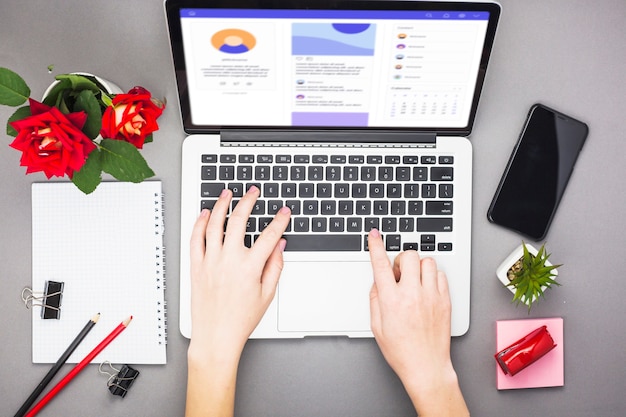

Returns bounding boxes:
[42,72,123,99]
[496,243,559,305]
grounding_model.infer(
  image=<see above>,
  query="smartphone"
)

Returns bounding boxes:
[487,104,588,240]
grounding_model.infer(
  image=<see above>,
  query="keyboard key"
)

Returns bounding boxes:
[201,200,217,210]
[385,155,401,164]
[352,184,367,198]
[426,201,453,215]
[201,183,225,197]
[228,183,244,197]
[349,155,365,164]
[422,184,436,198]
[421,156,436,164]
[317,183,332,198]
[239,154,254,163]
[281,183,296,197]
[312,218,327,232]
[219,166,235,180]
[382,218,397,232]
[431,167,454,181]
[276,155,291,163]
[334,184,350,198]
[439,156,454,164]
[439,183,454,198]
[294,155,309,163]
[367,155,383,164]
[312,155,328,164]
[386,234,401,251]
[220,154,236,163]
[438,242,453,251]
[347,218,362,232]
[283,234,361,251]
[264,183,279,197]
[237,166,253,180]
[370,184,384,198]
[201,166,216,180]
[290,166,306,180]
[417,218,453,232]
[303,200,319,215]
[413,167,428,181]
[293,218,309,232]
[329,218,345,232]
[403,242,418,251]
[285,200,301,215]
[251,200,266,215]
[202,154,217,163]
[331,155,346,164]
[258,155,273,163]
[344,166,359,180]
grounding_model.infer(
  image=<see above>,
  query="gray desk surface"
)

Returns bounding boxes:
[1,1,625,416]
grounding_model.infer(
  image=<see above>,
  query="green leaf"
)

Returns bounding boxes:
[55,74,100,92]
[72,149,103,194]
[0,67,31,106]
[42,78,72,107]
[143,133,154,145]
[100,139,155,182]
[6,106,32,136]
[73,90,102,139]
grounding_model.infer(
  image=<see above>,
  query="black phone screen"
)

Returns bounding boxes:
[487,104,588,240]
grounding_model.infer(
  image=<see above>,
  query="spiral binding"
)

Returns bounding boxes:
[155,191,167,346]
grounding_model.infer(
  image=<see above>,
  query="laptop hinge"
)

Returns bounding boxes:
[220,129,437,145]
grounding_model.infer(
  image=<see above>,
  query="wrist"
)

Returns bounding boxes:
[401,365,469,417]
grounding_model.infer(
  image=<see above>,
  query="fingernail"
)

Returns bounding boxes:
[369,228,380,238]
[220,188,229,197]
[200,208,209,217]
[279,206,291,215]
[279,239,287,252]
[247,185,258,194]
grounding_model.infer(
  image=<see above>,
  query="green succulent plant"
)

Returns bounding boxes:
[507,243,562,312]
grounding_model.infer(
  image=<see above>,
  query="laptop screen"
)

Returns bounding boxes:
[166,1,500,135]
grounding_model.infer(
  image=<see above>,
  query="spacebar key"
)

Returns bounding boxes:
[283,234,361,251]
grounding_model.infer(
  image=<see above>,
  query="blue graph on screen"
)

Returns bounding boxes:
[292,23,376,56]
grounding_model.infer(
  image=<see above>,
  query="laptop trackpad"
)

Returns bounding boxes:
[277,261,372,333]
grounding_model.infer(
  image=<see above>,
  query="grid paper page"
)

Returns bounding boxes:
[31,181,166,364]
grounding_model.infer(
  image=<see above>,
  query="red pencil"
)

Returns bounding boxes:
[25,316,132,417]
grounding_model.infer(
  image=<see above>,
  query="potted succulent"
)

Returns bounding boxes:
[496,242,561,312]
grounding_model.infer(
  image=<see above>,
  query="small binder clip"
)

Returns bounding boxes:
[99,362,140,398]
[21,280,64,319]
[495,325,557,376]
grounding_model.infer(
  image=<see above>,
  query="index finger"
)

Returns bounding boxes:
[367,229,396,295]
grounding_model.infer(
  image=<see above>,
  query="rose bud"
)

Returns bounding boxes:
[100,86,165,149]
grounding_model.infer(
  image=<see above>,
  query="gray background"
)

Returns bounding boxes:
[1,1,625,416]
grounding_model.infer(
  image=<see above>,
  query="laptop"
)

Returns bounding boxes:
[165,0,500,339]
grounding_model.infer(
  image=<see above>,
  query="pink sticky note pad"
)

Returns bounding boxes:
[495,317,564,390]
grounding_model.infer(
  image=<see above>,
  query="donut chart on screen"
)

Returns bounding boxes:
[211,28,256,54]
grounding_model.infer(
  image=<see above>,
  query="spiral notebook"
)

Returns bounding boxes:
[31,181,166,364]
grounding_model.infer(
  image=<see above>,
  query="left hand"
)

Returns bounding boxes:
[188,186,291,357]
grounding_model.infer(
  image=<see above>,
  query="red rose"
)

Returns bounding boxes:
[9,99,96,179]
[100,86,165,149]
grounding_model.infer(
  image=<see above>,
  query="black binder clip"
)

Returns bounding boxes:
[99,362,140,398]
[21,280,64,319]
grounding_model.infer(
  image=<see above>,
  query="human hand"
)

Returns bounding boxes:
[188,186,291,357]
[367,229,468,416]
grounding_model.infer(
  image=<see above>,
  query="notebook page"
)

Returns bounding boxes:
[31,181,166,364]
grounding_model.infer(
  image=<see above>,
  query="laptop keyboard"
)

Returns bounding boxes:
[200,151,455,252]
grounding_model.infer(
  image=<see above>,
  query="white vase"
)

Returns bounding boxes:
[496,243,559,305]
[42,72,123,99]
